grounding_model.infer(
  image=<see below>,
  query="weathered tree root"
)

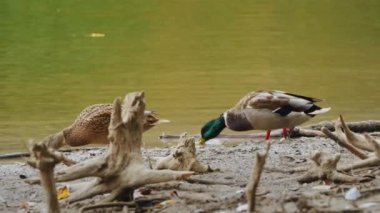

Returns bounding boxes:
[322,127,368,160]
[27,143,62,213]
[246,142,271,212]
[25,92,193,204]
[155,133,212,173]
[322,115,380,172]
[297,151,359,184]
[335,115,373,151]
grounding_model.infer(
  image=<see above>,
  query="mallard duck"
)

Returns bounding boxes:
[198,90,330,144]
[41,103,169,150]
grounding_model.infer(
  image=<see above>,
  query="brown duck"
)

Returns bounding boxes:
[42,103,169,150]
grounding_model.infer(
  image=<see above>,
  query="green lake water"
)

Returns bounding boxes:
[1,0,380,154]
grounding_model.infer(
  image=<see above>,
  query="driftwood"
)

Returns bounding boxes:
[155,133,212,173]
[296,151,358,184]
[322,115,380,172]
[25,92,193,204]
[334,115,373,151]
[304,119,380,133]
[322,128,368,160]
[246,142,270,212]
[289,127,326,138]
[27,143,62,213]
[271,116,380,184]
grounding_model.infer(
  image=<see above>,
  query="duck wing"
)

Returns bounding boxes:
[235,90,324,116]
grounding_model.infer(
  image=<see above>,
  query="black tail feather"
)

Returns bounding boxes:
[304,105,321,117]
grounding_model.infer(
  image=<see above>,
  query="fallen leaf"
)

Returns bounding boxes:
[57,185,70,200]
[20,201,36,209]
[20,201,29,209]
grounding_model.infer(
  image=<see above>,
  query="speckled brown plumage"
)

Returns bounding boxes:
[42,103,163,149]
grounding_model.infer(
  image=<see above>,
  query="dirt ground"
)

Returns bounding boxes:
[0,136,379,212]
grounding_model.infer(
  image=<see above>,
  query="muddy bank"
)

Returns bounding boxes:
[0,137,379,212]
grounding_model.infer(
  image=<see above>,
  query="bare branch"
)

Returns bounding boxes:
[27,143,61,213]
[246,142,271,212]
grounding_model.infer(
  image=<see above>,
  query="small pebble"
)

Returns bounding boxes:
[236,203,248,212]
[344,187,361,201]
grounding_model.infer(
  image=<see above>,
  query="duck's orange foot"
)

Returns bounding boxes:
[265,130,271,141]
[280,128,289,142]
[282,128,288,138]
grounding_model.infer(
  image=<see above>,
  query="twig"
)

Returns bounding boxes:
[80,202,134,213]
[185,177,233,185]
[143,181,232,193]
[246,142,271,212]
[358,187,380,199]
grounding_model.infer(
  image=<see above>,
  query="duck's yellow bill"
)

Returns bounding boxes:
[197,138,206,145]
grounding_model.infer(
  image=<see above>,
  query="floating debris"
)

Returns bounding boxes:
[88,33,106,38]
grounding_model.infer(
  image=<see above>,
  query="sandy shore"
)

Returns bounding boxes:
[0,137,379,212]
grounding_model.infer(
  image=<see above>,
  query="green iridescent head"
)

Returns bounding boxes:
[198,114,226,144]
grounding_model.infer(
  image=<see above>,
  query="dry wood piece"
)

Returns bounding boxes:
[347,133,380,170]
[321,115,380,172]
[304,119,380,133]
[289,127,326,138]
[322,127,368,160]
[246,142,271,212]
[27,143,62,213]
[155,133,212,173]
[80,202,133,213]
[297,151,358,184]
[25,92,193,203]
[335,115,373,151]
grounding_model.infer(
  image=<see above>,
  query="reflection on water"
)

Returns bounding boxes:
[0,1,379,154]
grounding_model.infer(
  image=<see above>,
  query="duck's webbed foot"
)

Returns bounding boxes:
[265,130,271,141]
[279,128,289,142]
